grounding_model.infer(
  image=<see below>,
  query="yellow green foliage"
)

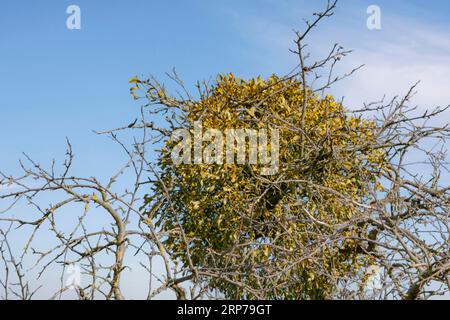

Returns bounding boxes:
[143,74,386,299]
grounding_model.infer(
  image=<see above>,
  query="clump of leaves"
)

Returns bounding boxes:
[137,74,387,299]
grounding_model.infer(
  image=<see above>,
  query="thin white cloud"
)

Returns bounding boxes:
[226,5,450,121]
[333,21,450,112]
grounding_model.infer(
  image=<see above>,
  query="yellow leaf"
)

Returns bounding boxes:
[192,201,200,210]
[129,76,141,84]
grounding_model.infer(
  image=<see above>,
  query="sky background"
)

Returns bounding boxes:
[0,0,449,299]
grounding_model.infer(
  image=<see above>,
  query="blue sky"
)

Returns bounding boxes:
[0,0,449,299]
[1,0,449,174]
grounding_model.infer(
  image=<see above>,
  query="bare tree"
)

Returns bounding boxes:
[0,109,206,300]
[1,0,448,300]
